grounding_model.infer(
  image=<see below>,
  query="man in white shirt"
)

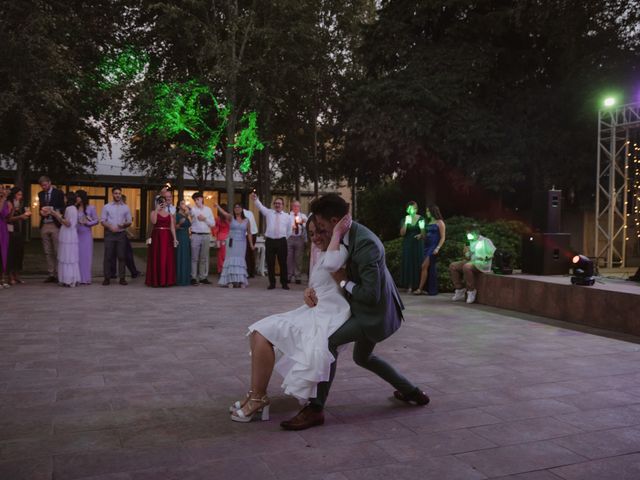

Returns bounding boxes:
[287,200,308,284]
[160,187,177,215]
[100,187,133,286]
[243,206,258,277]
[190,192,215,285]
[250,192,292,289]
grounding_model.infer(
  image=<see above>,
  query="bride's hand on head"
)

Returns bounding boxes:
[334,214,352,238]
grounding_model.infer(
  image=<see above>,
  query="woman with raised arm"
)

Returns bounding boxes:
[215,203,254,288]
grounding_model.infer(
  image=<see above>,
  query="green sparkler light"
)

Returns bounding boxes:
[98,46,148,89]
[232,111,264,173]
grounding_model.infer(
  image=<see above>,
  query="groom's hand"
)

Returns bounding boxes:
[331,268,348,284]
[304,288,318,307]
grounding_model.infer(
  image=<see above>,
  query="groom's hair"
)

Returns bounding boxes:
[310,194,349,220]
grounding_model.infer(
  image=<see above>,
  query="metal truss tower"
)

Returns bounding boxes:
[595,101,640,268]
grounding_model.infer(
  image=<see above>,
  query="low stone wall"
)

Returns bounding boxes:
[475,273,638,336]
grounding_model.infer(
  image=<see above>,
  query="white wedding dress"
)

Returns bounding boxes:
[248,245,351,402]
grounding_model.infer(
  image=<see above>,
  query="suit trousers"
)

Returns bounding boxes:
[265,237,288,286]
[309,316,416,410]
[40,223,60,276]
[286,235,305,281]
[190,233,211,280]
[104,231,127,280]
[246,234,257,277]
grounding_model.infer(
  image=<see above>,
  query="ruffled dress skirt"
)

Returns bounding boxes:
[247,283,351,402]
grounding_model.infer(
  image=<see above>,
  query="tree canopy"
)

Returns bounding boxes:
[1,0,638,214]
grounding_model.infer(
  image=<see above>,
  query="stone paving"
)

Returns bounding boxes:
[2,274,640,479]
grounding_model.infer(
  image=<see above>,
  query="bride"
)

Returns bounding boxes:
[230,214,351,422]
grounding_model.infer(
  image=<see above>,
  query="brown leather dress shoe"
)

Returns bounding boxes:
[280,406,324,431]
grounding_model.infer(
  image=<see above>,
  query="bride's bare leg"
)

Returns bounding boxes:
[250,331,275,395]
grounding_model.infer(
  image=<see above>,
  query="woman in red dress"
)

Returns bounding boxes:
[146,195,178,287]
[213,203,230,274]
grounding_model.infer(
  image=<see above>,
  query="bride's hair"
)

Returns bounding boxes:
[306,214,316,234]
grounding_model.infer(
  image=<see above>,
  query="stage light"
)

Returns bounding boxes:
[604,97,616,107]
[570,254,595,286]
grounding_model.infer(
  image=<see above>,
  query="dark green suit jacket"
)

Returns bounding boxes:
[345,221,404,342]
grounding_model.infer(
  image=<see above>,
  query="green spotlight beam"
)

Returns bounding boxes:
[98,46,148,89]
[231,111,265,173]
[144,79,262,170]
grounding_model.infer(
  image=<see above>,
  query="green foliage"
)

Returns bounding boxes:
[97,46,148,90]
[230,111,265,173]
[144,80,231,161]
[384,216,528,292]
[357,182,407,241]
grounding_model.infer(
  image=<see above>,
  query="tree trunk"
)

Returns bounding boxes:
[312,107,319,198]
[225,108,238,207]
[351,173,358,219]
[176,156,185,202]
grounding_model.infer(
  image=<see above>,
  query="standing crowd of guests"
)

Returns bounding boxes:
[0,177,312,290]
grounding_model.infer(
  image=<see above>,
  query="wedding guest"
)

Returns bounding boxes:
[216,203,254,288]
[160,187,176,215]
[75,190,98,285]
[243,206,258,278]
[449,225,496,304]
[400,201,425,293]
[414,205,446,296]
[189,192,215,285]
[287,200,308,285]
[0,186,11,288]
[213,203,230,274]
[175,200,192,286]
[50,192,81,287]
[109,194,141,279]
[101,187,132,286]
[145,193,178,287]
[7,187,32,285]
[250,193,291,290]
[37,176,65,282]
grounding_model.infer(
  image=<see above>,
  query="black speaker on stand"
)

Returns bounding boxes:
[522,189,572,275]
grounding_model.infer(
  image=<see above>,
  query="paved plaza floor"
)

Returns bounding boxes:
[2,274,640,480]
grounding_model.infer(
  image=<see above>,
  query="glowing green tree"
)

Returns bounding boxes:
[144,79,262,172]
[97,46,148,90]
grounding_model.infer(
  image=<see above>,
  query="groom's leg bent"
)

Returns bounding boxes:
[353,339,416,395]
[308,318,362,410]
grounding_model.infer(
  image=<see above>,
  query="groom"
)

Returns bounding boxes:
[281,194,429,431]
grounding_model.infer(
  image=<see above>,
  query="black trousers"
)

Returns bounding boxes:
[246,234,257,277]
[265,237,288,286]
[103,231,127,280]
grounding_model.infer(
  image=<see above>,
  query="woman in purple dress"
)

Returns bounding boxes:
[75,190,98,285]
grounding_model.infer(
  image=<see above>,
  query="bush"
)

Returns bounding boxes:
[384,216,527,292]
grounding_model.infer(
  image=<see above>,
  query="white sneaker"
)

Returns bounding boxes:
[452,288,466,302]
[466,290,477,304]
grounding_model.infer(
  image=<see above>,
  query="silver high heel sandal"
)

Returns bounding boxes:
[229,390,253,413]
[230,394,270,423]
